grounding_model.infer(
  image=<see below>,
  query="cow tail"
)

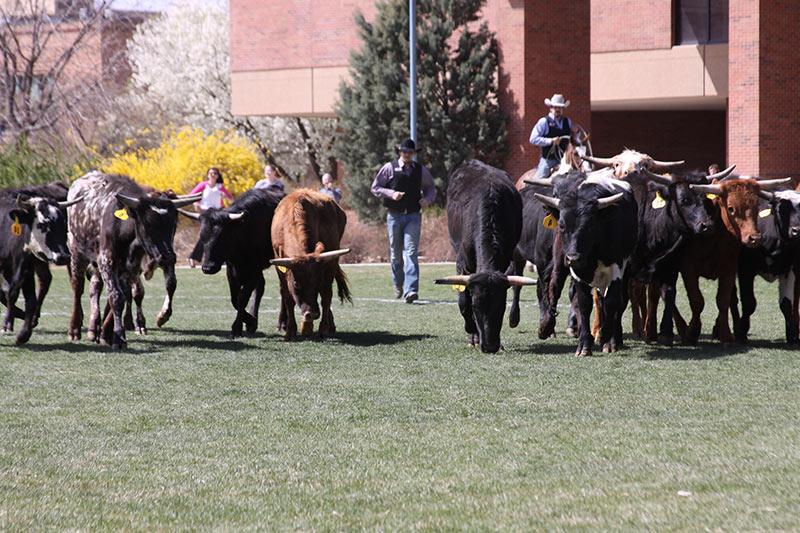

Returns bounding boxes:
[335,266,352,304]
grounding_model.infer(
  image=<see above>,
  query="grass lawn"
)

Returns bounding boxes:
[1,264,798,529]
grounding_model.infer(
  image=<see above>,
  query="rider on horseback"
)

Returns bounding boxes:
[529,93,578,179]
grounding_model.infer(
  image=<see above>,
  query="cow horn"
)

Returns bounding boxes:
[171,194,203,208]
[758,177,793,190]
[581,155,615,168]
[533,193,560,209]
[650,159,685,170]
[434,275,472,286]
[115,193,141,209]
[228,212,245,221]
[271,257,295,268]
[689,184,723,195]
[58,195,84,209]
[706,164,737,181]
[506,275,537,287]
[642,168,674,186]
[318,248,351,261]
[178,209,200,220]
[758,190,775,201]
[597,192,625,209]
[523,177,553,187]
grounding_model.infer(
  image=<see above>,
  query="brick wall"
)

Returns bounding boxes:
[728,0,760,175]
[592,110,726,172]
[591,0,672,52]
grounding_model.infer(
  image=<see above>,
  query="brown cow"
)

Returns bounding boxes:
[675,176,791,344]
[271,189,351,338]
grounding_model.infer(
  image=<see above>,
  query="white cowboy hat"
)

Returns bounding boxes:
[544,94,570,108]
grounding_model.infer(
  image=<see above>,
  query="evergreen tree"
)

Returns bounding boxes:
[335,0,508,222]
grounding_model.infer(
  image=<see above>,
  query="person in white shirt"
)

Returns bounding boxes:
[253,164,285,193]
[188,167,234,267]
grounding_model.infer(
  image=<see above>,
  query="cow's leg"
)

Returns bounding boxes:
[779,270,799,344]
[0,291,25,321]
[86,271,104,343]
[542,255,568,339]
[15,273,37,345]
[644,282,659,343]
[458,288,478,347]
[680,270,704,345]
[231,279,255,339]
[536,260,554,339]
[566,281,579,338]
[32,262,51,328]
[318,273,336,338]
[132,275,147,335]
[591,290,603,344]
[156,263,176,328]
[3,284,19,333]
[246,271,265,334]
[629,279,645,339]
[600,280,624,353]
[277,272,297,339]
[735,271,756,344]
[98,258,127,350]
[68,256,88,341]
[508,253,525,328]
[713,273,736,345]
[575,282,593,357]
[227,265,240,310]
[658,281,677,346]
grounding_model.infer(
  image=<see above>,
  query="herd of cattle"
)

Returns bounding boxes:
[1,150,799,355]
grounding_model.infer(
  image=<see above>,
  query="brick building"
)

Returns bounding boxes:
[230,0,800,180]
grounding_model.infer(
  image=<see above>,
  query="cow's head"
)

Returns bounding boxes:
[583,149,684,179]
[179,207,245,274]
[642,169,715,236]
[271,243,351,332]
[435,272,536,353]
[760,189,800,242]
[115,193,200,266]
[534,182,628,271]
[11,196,83,265]
[689,173,790,248]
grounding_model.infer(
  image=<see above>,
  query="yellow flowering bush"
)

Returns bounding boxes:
[101,128,263,196]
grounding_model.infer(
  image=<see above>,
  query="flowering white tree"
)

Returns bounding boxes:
[118,0,337,182]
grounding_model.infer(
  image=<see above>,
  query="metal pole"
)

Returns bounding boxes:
[409,0,417,146]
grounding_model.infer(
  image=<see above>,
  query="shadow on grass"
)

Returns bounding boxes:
[642,340,749,360]
[331,330,435,347]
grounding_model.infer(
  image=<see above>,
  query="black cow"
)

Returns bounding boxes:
[0,193,80,344]
[67,172,198,349]
[534,170,638,356]
[735,188,800,344]
[435,160,536,353]
[179,188,284,337]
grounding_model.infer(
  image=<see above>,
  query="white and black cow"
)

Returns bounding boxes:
[435,160,536,353]
[534,169,638,356]
[67,172,198,349]
[0,192,81,344]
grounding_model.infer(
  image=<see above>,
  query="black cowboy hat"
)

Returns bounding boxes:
[396,138,422,153]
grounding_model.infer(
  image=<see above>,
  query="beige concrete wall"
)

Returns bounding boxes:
[591,44,728,111]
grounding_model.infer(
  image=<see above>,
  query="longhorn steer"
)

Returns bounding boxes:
[674,176,791,344]
[270,189,351,339]
[534,170,638,356]
[67,172,197,349]
[435,160,536,353]
[179,188,283,337]
[0,193,80,344]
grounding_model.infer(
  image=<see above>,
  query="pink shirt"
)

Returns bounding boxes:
[190,181,233,210]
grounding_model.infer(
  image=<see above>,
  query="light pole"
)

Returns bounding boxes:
[409,0,417,146]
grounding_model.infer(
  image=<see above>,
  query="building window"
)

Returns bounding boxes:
[674,0,728,45]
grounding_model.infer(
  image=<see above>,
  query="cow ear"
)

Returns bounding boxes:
[9,209,32,225]
[648,182,670,198]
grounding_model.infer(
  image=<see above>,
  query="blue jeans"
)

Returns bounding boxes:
[534,157,560,179]
[387,211,421,296]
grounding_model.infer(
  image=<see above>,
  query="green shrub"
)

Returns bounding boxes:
[0,141,72,189]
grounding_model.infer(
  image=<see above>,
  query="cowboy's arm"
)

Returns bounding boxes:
[371,163,396,199]
[530,117,553,146]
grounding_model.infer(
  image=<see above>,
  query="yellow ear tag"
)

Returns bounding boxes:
[651,191,666,209]
[114,208,129,220]
[276,265,288,273]
[451,284,466,292]
[706,193,718,200]
[542,213,557,230]
[759,208,772,218]
[10,216,22,237]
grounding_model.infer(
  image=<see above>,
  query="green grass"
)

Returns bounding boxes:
[1,265,799,530]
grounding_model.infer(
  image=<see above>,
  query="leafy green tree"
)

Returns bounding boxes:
[335,0,508,222]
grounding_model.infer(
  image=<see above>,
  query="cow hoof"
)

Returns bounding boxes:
[538,319,556,340]
[300,320,314,336]
[575,346,592,357]
[15,330,32,345]
[136,327,147,336]
[68,330,81,341]
[565,327,577,338]
[509,309,520,329]
[156,310,171,328]
[111,341,127,351]
[657,334,674,346]
[3,325,12,333]
[87,329,97,342]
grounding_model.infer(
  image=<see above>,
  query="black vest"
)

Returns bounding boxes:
[383,161,423,213]
[541,116,571,161]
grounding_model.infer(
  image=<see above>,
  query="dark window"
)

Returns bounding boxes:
[674,0,728,44]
